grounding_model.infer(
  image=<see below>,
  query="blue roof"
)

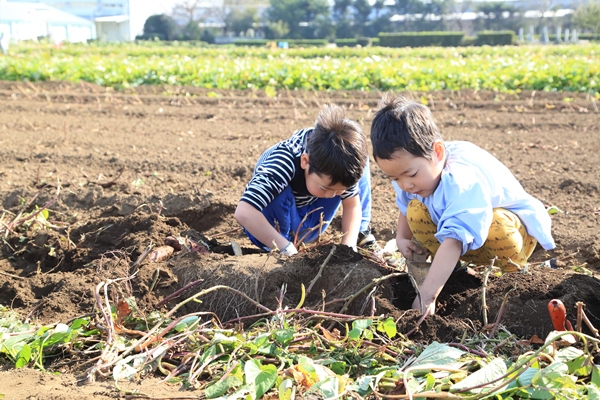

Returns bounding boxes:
[0,1,94,26]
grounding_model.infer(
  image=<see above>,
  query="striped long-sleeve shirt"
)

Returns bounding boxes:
[240,128,359,211]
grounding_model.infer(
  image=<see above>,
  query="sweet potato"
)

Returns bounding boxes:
[149,245,174,262]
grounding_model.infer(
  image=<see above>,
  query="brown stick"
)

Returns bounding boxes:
[156,279,204,308]
[490,286,516,337]
[481,256,498,326]
[98,167,125,188]
[306,245,336,294]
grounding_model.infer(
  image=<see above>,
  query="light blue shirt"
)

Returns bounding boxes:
[393,141,555,255]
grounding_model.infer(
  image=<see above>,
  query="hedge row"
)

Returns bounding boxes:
[234,39,328,47]
[475,31,515,46]
[378,32,464,47]
[335,37,380,47]
[235,31,596,49]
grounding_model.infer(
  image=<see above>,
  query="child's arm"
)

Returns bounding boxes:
[411,237,462,316]
[235,201,292,252]
[396,212,426,260]
[340,195,361,247]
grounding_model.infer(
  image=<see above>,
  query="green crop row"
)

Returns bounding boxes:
[1,42,598,93]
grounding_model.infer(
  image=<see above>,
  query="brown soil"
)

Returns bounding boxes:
[0,81,599,399]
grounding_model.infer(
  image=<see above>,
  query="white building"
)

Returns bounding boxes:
[4,0,171,41]
[0,1,95,42]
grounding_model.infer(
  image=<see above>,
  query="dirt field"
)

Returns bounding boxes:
[0,81,599,399]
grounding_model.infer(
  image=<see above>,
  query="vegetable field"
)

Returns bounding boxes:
[0,43,599,399]
[1,42,599,93]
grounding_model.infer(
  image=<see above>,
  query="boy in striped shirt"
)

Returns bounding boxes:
[235,104,379,256]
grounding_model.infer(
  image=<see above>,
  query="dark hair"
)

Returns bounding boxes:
[307,104,367,187]
[370,93,442,160]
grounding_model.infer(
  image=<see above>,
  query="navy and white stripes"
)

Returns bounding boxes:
[240,127,358,211]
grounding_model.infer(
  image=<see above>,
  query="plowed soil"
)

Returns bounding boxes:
[0,81,599,399]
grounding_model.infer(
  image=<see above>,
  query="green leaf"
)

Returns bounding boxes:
[566,355,593,376]
[205,375,243,398]
[174,316,199,332]
[328,361,347,375]
[517,368,539,386]
[15,343,31,368]
[244,359,278,399]
[278,378,295,400]
[377,317,397,339]
[42,331,70,348]
[70,318,89,330]
[555,346,583,361]
[264,85,277,98]
[591,364,600,387]
[273,329,294,347]
[525,387,555,399]
[412,341,466,369]
[308,376,338,399]
[352,319,372,331]
[348,328,361,340]
[586,384,600,400]
[547,206,563,215]
[450,357,507,394]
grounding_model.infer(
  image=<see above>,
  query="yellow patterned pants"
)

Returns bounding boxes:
[407,199,538,272]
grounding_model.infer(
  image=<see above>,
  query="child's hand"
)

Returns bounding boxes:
[412,296,436,316]
[397,238,426,261]
[280,242,298,256]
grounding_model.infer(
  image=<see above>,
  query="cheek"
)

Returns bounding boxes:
[306,181,322,197]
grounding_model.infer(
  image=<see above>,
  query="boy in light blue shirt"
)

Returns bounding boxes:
[370,93,555,316]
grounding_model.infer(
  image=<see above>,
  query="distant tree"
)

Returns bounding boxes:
[353,0,372,34]
[389,0,418,17]
[333,0,375,38]
[365,0,392,37]
[573,1,600,38]
[200,29,217,44]
[335,19,355,38]
[333,0,354,38]
[172,0,206,24]
[476,2,518,31]
[364,14,393,37]
[388,0,423,31]
[333,0,353,21]
[527,0,560,30]
[267,0,331,39]
[181,20,203,40]
[141,14,178,40]
[225,8,259,36]
[372,0,386,19]
[447,0,473,32]
[265,20,290,39]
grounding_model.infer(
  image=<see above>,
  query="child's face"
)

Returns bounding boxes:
[305,172,348,198]
[301,153,348,198]
[376,142,445,198]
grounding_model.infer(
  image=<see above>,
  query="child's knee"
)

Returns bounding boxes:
[484,208,537,270]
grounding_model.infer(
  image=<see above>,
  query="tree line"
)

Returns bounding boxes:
[138,0,600,43]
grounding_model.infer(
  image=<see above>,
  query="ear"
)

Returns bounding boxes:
[300,153,310,169]
[432,140,445,163]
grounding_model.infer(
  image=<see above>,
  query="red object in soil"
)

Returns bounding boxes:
[548,299,573,331]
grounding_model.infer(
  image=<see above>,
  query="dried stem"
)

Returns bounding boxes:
[481,256,497,326]
[576,301,599,338]
[490,286,516,337]
[338,272,404,315]
[306,245,336,294]
[293,207,323,248]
